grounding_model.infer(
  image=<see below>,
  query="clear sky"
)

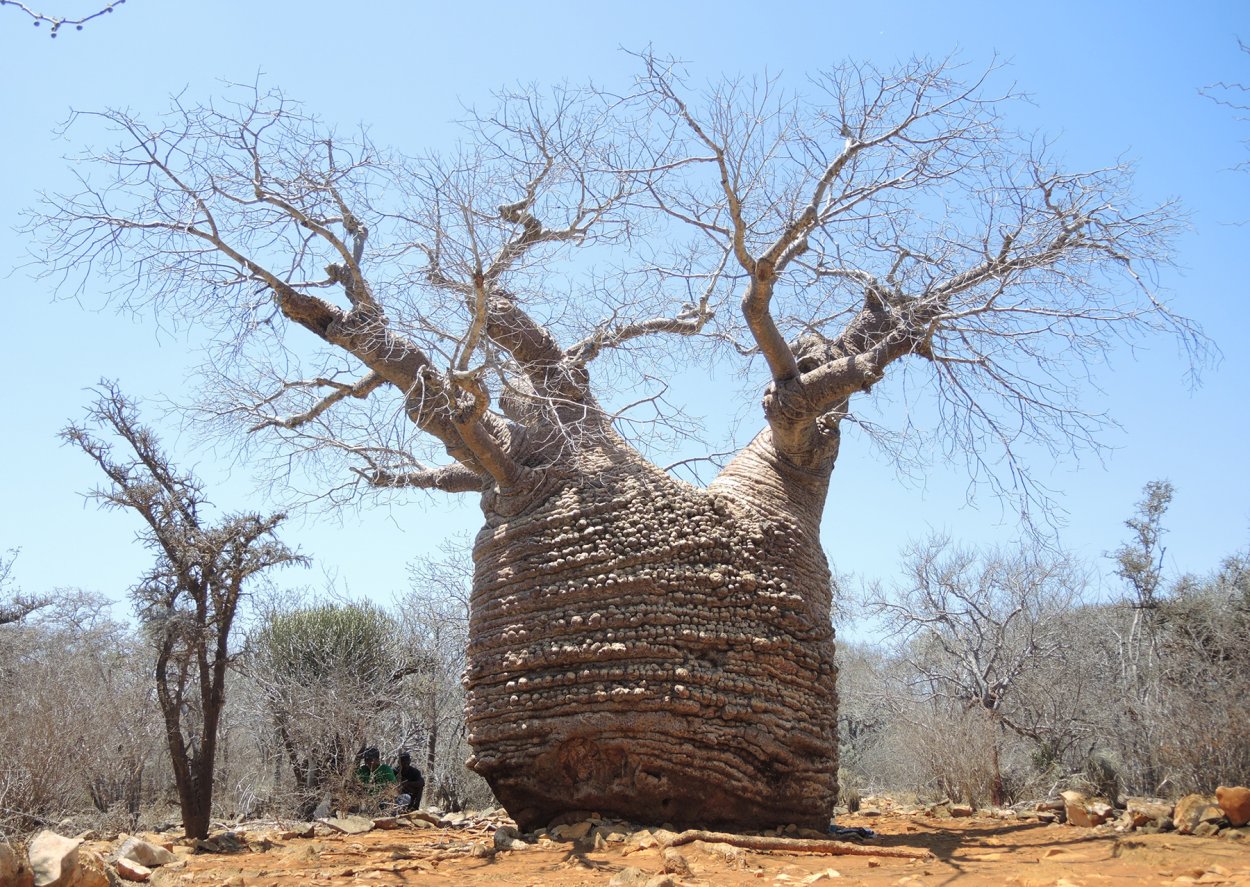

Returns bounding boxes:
[1,1,1247,616]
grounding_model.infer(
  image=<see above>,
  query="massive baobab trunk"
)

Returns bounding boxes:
[467,435,838,829]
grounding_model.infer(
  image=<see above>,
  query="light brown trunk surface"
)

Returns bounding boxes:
[465,437,838,830]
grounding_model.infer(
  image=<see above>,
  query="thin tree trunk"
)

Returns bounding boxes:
[989,711,1006,808]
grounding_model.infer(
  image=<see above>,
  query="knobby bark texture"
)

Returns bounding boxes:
[468,435,838,830]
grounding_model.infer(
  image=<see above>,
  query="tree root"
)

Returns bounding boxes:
[659,830,934,859]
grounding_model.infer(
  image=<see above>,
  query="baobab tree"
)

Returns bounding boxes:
[30,55,1201,829]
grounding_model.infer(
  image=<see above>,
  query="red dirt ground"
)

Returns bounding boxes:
[115,807,1250,887]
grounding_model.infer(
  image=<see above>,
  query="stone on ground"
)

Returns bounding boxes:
[1173,793,1225,835]
[28,830,81,887]
[607,867,651,887]
[1125,797,1173,829]
[1,841,35,887]
[660,847,690,875]
[114,856,152,882]
[1060,790,1092,827]
[317,815,375,835]
[69,849,110,887]
[1216,785,1250,828]
[552,821,593,841]
[114,836,175,868]
[493,826,529,851]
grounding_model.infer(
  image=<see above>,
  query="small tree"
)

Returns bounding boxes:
[0,590,164,836]
[246,598,413,816]
[402,539,494,811]
[1152,553,1250,791]
[0,549,51,626]
[1103,480,1174,794]
[62,383,306,839]
[1112,480,1174,614]
[869,535,1084,805]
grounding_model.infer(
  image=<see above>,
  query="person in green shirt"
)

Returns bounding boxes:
[356,746,398,791]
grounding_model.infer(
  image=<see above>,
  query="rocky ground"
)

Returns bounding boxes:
[6,794,1250,887]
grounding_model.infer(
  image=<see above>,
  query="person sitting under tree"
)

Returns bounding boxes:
[355,746,400,808]
[395,751,425,812]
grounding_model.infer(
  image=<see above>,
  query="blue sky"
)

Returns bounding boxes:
[1,1,1247,615]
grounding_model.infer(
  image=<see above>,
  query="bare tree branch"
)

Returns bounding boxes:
[1,0,125,36]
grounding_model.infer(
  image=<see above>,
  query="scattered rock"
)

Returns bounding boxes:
[649,828,679,847]
[1216,786,1250,828]
[114,857,153,882]
[72,849,111,887]
[698,841,746,867]
[278,824,316,840]
[408,811,443,827]
[948,804,973,818]
[1088,801,1115,826]
[493,826,529,851]
[594,824,630,843]
[114,837,176,868]
[317,815,375,836]
[1,841,35,887]
[1193,821,1222,838]
[627,830,659,851]
[660,848,690,875]
[1061,790,1092,827]
[28,830,81,887]
[608,867,651,886]
[1173,794,1225,835]
[1126,797,1174,830]
[552,821,593,841]
[216,833,246,852]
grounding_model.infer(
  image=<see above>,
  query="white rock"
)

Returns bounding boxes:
[114,837,176,868]
[28,831,81,887]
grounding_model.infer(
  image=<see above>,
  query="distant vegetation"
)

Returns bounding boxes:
[3,482,1246,837]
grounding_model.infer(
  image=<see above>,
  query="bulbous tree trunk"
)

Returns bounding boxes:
[465,433,838,830]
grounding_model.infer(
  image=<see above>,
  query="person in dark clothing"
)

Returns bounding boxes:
[395,750,425,811]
